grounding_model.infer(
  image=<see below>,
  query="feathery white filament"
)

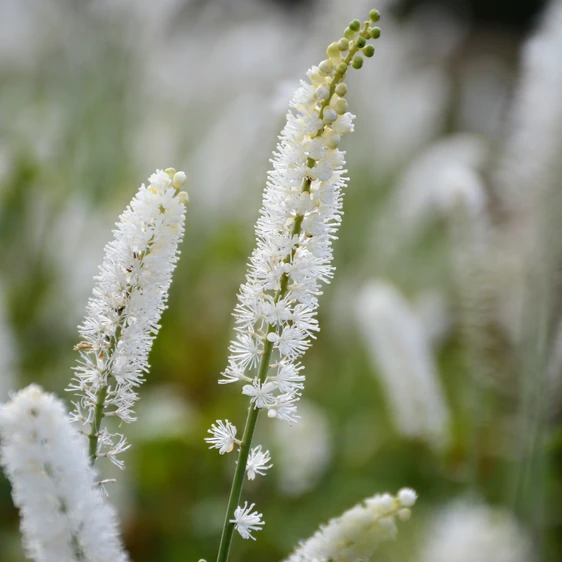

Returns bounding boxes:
[0,385,128,562]
[284,488,417,562]
[68,168,187,467]
[220,60,355,424]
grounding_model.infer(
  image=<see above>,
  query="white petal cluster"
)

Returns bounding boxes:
[420,499,533,562]
[231,502,265,540]
[68,168,187,467]
[246,445,272,480]
[205,419,238,455]
[284,488,417,562]
[0,385,128,562]
[221,58,355,424]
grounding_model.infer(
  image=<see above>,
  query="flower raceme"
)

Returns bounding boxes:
[284,488,417,562]
[0,385,128,562]
[68,168,188,470]
[209,10,384,557]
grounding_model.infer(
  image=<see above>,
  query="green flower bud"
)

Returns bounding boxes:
[334,98,348,114]
[349,19,361,31]
[335,83,348,97]
[369,9,381,22]
[344,27,355,40]
[164,167,176,177]
[356,36,366,48]
[371,27,381,39]
[362,44,375,57]
[336,62,348,75]
[327,42,340,58]
[351,55,363,69]
[337,38,349,51]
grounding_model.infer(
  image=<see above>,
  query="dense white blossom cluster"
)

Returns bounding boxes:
[284,488,417,562]
[218,36,358,429]
[208,14,383,546]
[0,385,128,562]
[68,168,188,468]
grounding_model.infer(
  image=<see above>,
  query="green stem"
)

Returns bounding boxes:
[88,384,108,462]
[215,24,372,562]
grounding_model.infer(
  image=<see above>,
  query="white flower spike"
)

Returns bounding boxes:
[231,502,265,540]
[0,385,128,562]
[284,487,416,562]
[68,168,188,470]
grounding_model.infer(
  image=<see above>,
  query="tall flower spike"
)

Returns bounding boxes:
[0,385,129,562]
[283,487,416,562]
[68,168,188,470]
[220,13,382,423]
[215,12,383,561]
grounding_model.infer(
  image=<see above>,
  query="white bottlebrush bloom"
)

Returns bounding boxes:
[205,420,238,455]
[420,499,533,562]
[231,502,265,540]
[272,400,332,496]
[68,168,188,468]
[246,445,272,480]
[284,488,417,562]
[220,30,366,425]
[0,385,128,562]
[355,280,450,448]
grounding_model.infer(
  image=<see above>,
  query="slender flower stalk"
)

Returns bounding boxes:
[0,385,129,562]
[283,488,417,562]
[210,11,383,562]
[68,168,188,470]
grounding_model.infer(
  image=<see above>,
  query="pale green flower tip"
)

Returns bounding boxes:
[363,44,375,58]
[334,98,348,115]
[326,42,340,58]
[343,27,355,40]
[164,167,176,177]
[369,9,381,22]
[172,170,187,188]
[337,38,349,51]
[398,508,411,522]
[335,83,348,97]
[351,55,363,69]
[349,19,361,32]
[325,132,341,149]
[177,191,189,206]
[336,62,348,75]
[371,26,381,39]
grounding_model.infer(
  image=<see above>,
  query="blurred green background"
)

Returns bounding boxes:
[0,0,561,561]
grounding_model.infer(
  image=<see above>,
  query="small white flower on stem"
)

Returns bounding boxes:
[231,502,264,540]
[205,420,238,454]
[246,445,272,480]
[242,380,277,409]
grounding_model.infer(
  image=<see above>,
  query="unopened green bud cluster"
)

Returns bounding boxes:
[323,8,382,78]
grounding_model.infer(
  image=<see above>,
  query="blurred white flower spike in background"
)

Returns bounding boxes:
[356,280,450,448]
